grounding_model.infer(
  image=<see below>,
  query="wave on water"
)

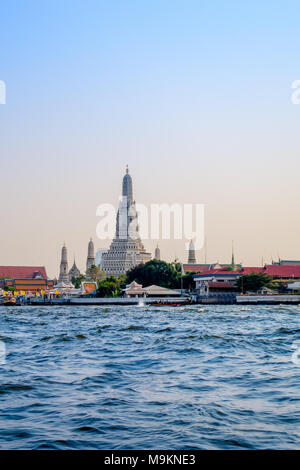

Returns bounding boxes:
[122,325,148,331]
[0,304,299,449]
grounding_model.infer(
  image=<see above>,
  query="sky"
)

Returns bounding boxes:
[1,0,300,278]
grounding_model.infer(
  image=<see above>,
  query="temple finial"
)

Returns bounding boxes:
[126,165,129,174]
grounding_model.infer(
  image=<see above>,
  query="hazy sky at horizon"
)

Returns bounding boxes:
[1,0,300,278]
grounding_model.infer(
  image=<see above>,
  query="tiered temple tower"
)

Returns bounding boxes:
[86,238,95,272]
[102,167,151,277]
[188,240,197,264]
[58,243,69,283]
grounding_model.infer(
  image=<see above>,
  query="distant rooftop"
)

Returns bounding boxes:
[0,266,48,279]
[183,263,242,273]
[193,264,300,279]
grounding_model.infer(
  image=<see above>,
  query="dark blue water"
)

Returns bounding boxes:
[0,304,299,449]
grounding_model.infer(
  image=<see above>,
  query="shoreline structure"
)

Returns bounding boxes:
[6,294,300,306]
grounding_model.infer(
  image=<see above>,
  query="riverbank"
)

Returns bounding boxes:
[2,294,300,306]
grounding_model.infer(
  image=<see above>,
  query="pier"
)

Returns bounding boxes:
[236,294,300,305]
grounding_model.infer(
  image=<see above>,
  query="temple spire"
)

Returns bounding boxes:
[86,237,95,273]
[122,165,133,203]
[188,239,196,264]
[58,243,69,283]
[155,244,161,260]
[68,255,81,282]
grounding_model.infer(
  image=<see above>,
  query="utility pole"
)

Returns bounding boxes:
[181,263,183,296]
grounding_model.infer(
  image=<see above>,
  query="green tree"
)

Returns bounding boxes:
[97,277,119,297]
[117,274,127,290]
[126,259,181,289]
[71,275,86,288]
[86,265,106,282]
[236,273,276,293]
[181,271,196,290]
[171,259,182,274]
[223,265,235,271]
[96,275,126,297]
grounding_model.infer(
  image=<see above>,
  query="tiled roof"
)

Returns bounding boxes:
[125,281,143,290]
[194,265,300,279]
[242,265,300,277]
[183,264,212,273]
[144,285,180,295]
[0,266,47,279]
[264,265,300,277]
[241,267,264,274]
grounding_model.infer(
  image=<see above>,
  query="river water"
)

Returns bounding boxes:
[0,304,299,449]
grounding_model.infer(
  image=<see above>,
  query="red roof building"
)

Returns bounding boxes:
[241,267,264,274]
[183,263,242,274]
[183,264,212,273]
[193,264,300,288]
[264,264,300,278]
[0,266,48,279]
[240,265,300,278]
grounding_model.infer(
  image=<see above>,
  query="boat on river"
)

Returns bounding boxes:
[150,300,192,307]
[2,297,17,306]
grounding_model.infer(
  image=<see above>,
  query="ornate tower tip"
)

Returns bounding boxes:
[126,165,129,174]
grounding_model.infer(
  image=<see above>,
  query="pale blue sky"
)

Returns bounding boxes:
[1,1,300,277]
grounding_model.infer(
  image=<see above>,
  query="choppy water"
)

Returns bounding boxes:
[0,304,299,449]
